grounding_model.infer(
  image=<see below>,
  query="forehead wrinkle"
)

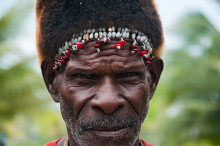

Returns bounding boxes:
[66,55,145,75]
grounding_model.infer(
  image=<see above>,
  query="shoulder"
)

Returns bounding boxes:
[140,138,155,146]
[45,137,63,146]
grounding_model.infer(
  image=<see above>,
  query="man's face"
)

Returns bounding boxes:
[54,41,151,146]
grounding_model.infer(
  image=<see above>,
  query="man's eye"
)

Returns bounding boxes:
[118,72,140,78]
[72,73,98,80]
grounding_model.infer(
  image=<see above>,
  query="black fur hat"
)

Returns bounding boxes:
[36,0,164,63]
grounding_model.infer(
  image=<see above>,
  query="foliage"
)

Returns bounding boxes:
[141,4,220,146]
[0,1,65,145]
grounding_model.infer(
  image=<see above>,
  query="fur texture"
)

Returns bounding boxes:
[36,0,164,63]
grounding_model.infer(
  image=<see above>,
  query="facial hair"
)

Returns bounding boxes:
[59,88,150,146]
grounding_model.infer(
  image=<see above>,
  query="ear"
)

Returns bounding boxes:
[41,59,61,102]
[148,57,164,100]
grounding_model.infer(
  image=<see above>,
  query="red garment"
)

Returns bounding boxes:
[45,138,154,146]
[45,137,63,146]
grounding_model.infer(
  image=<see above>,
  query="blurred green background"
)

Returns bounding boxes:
[0,0,219,146]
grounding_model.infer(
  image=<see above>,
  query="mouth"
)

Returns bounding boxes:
[88,126,129,137]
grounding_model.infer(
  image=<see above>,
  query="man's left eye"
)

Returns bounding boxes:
[118,72,140,78]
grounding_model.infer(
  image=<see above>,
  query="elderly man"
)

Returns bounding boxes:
[36,0,164,145]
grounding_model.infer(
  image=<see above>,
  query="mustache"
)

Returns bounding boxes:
[77,114,140,132]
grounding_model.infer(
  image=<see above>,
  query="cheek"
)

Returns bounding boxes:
[59,82,95,117]
[122,83,149,118]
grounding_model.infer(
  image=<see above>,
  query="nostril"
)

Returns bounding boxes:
[92,104,124,115]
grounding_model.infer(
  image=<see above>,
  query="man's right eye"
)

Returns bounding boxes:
[69,73,98,86]
[72,73,98,81]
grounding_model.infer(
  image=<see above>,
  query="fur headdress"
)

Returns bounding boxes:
[35,0,164,64]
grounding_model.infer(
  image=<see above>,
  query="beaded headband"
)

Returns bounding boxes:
[53,26,153,71]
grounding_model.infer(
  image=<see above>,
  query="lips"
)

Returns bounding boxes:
[88,126,129,137]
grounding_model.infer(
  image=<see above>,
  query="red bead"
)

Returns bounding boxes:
[140,51,147,56]
[62,56,68,61]
[65,49,70,56]
[132,49,138,53]
[53,65,59,71]
[60,59,66,65]
[142,48,149,53]
[115,44,122,49]
[94,44,101,48]
[145,57,151,61]
[145,61,151,65]
[68,48,73,53]
[56,58,61,62]
[130,45,137,49]
[54,61,59,66]
[76,42,84,49]
[118,40,125,46]
[99,36,109,46]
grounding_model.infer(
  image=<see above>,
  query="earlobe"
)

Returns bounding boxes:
[148,57,164,99]
[41,59,61,102]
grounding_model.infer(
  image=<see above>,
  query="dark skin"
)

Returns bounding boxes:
[42,41,163,146]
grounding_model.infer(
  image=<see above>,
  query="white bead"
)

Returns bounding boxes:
[118,28,121,32]
[87,29,91,33]
[71,38,75,44]
[85,34,89,41]
[108,32,112,38]
[131,51,136,55]
[95,33,99,39]
[74,38,78,43]
[122,32,127,38]
[78,37,82,42]
[140,36,146,42]
[125,28,128,32]
[116,32,121,38]
[117,46,121,50]
[65,42,68,49]
[68,41,72,47]
[132,33,136,40]
[59,48,63,53]
[92,28,95,33]
[112,26,115,32]
[144,38,148,44]
[72,45,78,51]
[137,35,141,41]
[99,32,103,38]
[89,33,93,39]
[112,32,116,38]
[103,32,107,37]
[108,27,112,32]
[143,54,150,58]
[103,37,107,42]
[125,32,129,38]
[96,48,100,52]
[102,28,106,31]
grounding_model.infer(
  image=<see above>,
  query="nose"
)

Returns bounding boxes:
[91,76,124,115]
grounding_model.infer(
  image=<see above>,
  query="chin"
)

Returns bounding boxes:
[71,126,140,146]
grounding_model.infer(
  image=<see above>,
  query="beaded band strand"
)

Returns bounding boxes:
[53,26,153,71]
